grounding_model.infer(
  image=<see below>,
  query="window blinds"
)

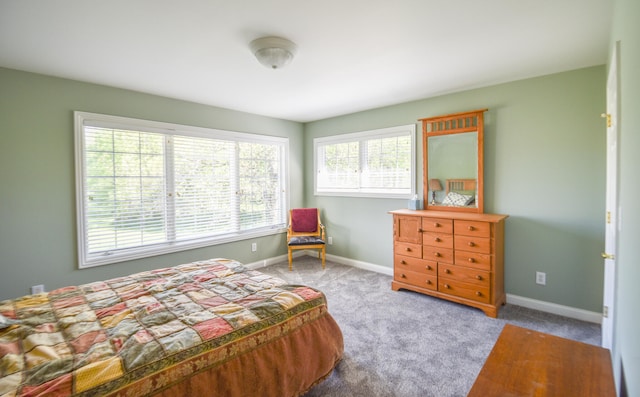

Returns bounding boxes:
[76,112,288,268]
[315,124,415,197]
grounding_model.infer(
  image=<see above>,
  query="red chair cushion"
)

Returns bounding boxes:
[291,208,318,233]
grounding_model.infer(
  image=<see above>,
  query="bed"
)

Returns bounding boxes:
[440,178,477,207]
[0,258,344,397]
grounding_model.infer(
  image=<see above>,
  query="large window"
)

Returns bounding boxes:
[314,124,416,198]
[75,112,289,268]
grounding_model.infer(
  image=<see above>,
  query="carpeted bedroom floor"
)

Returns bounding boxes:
[259,257,601,397]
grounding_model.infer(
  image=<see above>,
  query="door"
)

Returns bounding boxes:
[601,42,619,350]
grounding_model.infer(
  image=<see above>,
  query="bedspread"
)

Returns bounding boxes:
[0,258,343,396]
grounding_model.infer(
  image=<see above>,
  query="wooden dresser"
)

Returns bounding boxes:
[390,209,508,317]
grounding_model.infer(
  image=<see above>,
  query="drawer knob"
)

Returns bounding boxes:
[426,280,431,285]
[418,228,424,233]
[476,291,482,296]
[401,273,407,278]
[476,275,482,280]
[434,222,440,227]
[405,247,411,252]
[401,260,406,264]
[468,226,475,231]
[468,242,475,247]
[426,265,432,270]
[445,269,451,274]
[434,252,440,257]
[468,258,475,263]
[434,237,440,242]
[444,284,450,289]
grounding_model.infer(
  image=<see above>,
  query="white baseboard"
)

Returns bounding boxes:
[244,254,291,270]
[247,251,602,324]
[325,253,394,276]
[506,294,602,324]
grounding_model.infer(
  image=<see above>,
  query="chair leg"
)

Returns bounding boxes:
[321,247,326,269]
[288,248,293,271]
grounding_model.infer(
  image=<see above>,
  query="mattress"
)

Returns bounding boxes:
[0,258,343,396]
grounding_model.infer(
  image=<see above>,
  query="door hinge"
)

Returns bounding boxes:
[606,211,611,224]
[601,113,612,128]
[603,305,609,318]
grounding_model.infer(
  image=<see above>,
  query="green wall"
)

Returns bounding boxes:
[611,0,640,394]
[0,67,304,300]
[0,65,608,316]
[305,66,606,313]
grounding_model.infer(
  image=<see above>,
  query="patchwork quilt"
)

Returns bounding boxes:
[0,259,331,396]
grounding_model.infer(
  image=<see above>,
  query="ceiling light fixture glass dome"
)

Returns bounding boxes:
[249,36,297,69]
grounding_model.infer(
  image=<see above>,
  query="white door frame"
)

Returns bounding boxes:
[601,41,620,350]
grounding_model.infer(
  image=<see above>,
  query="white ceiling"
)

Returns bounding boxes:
[0,1,612,122]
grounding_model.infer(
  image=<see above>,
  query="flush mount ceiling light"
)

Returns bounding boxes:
[249,36,297,69]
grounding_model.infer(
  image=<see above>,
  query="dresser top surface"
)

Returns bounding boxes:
[389,209,508,223]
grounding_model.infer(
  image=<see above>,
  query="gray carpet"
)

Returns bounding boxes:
[259,257,601,397]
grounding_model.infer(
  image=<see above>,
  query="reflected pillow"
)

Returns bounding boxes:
[442,192,474,206]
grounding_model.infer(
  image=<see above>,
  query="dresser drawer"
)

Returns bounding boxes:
[454,220,491,237]
[454,235,491,254]
[422,246,454,264]
[438,264,490,287]
[394,241,422,258]
[394,255,437,275]
[422,232,454,249]
[421,218,453,234]
[439,279,491,303]
[455,251,492,271]
[395,269,437,290]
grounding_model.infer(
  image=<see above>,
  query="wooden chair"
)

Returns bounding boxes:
[287,208,326,270]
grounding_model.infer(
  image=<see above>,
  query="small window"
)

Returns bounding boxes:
[314,124,416,198]
[75,112,289,268]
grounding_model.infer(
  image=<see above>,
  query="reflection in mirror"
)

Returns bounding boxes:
[428,132,478,208]
[420,109,486,213]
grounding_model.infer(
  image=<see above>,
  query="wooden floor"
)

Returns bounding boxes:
[468,324,616,397]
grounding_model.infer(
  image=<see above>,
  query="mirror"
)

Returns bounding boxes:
[420,109,486,213]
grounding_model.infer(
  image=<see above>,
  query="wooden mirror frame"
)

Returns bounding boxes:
[420,109,487,213]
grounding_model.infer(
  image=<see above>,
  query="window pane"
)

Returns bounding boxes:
[173,136,235,239]
[83,127,165,254]
[317,141,360,190]
[238,142,284,230]
[363,135,411,190]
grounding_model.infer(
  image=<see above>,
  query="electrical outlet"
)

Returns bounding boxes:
[328,236,333,245]
[536,271,546,285]
[31,284,45,294]
[251,242,257,252]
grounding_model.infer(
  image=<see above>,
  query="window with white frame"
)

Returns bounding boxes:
[74,112,289,268]
[314,124,416,198]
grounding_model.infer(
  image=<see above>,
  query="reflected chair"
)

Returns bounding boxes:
[287,208,326,270]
